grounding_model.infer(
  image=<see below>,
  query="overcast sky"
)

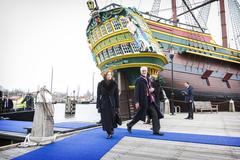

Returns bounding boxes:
[0,0,235,95]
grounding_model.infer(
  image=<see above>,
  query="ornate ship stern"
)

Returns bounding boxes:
[86,2,168,118]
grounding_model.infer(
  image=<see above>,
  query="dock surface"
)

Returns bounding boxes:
[0,112,240,160]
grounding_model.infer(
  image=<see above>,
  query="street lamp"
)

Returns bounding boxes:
[169,49,175,115]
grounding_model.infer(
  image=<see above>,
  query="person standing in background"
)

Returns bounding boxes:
[3,95,13,112]
[0,91,3,112]
[21,93,34,110]
[183,82,194,120]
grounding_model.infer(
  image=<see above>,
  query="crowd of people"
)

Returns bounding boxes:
[0,91,35,113]
[96,66,194,139]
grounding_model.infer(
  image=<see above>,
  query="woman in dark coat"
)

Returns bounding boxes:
[96,71,119,139]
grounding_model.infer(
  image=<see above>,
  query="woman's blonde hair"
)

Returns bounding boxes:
[102,70,113,79]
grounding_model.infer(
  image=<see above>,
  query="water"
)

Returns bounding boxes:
[0,103,100,147]
[53,103,100,123]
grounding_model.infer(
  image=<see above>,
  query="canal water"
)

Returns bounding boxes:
[53,103,100,123]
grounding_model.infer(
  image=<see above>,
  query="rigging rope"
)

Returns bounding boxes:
[228,0,240,49]
[138,0,142,10]
[150,0,162,16]
[197,0,211,30]
[158,1,205,12]
[182,0,198,30]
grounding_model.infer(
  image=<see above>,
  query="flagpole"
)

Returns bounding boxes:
[50,67,53,93]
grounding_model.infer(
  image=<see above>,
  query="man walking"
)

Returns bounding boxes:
[127,66,164,135]
[183,82,194,120]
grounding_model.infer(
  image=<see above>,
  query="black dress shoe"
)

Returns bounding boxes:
[127,123,132,133]
[189,117,193,120]
[153,132,164,136]
[184,117,190,119]
[106,134,112,139]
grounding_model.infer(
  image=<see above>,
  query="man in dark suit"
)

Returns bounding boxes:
[3,95,13,112]
[183,82,194,120]
[0,91,3,112]
[127,66,164,135]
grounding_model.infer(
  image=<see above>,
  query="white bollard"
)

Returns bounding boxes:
[229,99,235,112]
[164,98,170,114]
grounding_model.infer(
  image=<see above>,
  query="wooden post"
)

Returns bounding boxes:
[220,0,228,47]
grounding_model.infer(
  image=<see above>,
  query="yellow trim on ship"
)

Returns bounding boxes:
[101,63,164,73]
[92,29,129,49]
[146,19,212,37]
[92,25,239,60]
[151,28,240,54]
[152,28,213,46]
[95,39,133,55]
[98,52,168,68]
[146,19,240,53]
[156,39,240,61]
[187,50,240,64]
[89,16,239,65]
[90,17,129,48]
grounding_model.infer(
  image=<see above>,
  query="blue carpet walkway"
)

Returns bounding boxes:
[0,120,97,133]
[14,128,240,160]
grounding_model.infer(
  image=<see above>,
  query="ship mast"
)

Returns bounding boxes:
[94,0,99,10]
[220,0,228,48]
[172,0,178,26]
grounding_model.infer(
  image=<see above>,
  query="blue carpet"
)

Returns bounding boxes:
[0,120,32,133]
[14,128,240,160]
[55,122,97,129]
[0,120,96,133]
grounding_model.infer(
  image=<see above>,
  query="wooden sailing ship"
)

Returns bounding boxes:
[86,0,240,117]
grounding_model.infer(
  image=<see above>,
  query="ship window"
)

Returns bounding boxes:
[90,33,95,43]
[108,47,116,57]
[106,22,113,34]
[99,53,104,62]
[102,50,109,59]
[207,45,212,51]
[92,30,98,42]
[96,28,101,39]
[202,44,208,50]
[198,44,202,49]
[89,36,93,44]
[113,45,123,55]
[112,20,121,31]
[194,42,198,48]
[100,25,107,36]
[189,41,194,47]
[121,43,132,54]
[120,18,128,28]
[130,42,140,52]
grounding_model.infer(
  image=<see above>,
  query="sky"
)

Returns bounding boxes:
[0,0,236,95]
